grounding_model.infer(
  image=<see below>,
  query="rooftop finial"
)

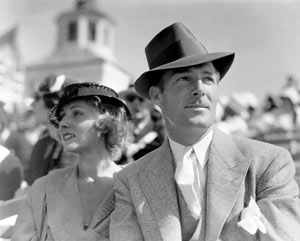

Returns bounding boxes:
[76,0,97,10]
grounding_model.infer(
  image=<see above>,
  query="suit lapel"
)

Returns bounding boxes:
[90,190,115,228]
[46,166,84,241]
[138,140,182,241]
[205,128,251,241]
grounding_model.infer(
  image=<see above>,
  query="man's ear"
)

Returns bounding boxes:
[149,86,162,106]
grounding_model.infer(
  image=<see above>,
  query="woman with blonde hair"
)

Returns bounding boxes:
[12,82,132,240]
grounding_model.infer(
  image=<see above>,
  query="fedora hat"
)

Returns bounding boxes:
[134,22,235,99]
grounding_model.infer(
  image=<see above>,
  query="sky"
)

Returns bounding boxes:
[0,0,300,102]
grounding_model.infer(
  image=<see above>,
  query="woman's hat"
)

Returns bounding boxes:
[34,74,82,108]
[134,22,235,99]
[48,82,131,127]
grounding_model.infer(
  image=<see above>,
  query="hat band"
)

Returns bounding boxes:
[64,86,118,99]
[78,87,117,98]
[148,38,208,69]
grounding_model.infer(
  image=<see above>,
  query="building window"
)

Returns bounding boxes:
[103,26,110,46]
[89,21,96,41]
[68,21,77,41]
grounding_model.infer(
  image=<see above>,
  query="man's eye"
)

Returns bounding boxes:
[177,77,188,82]
[203,77,215,83]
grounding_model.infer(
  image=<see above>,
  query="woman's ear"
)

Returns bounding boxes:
[149,86,162,107]
[94,120,108,137]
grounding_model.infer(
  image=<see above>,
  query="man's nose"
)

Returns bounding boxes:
[192,79,205,96]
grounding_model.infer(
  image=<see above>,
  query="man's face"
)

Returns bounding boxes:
[122,93,152,125]
[31,92,49,125]
[149,62,219,141]
[124,94,146,119]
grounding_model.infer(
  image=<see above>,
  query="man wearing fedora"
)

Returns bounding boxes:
[109,22,300,241]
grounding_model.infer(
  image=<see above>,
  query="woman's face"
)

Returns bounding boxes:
[57,100,101,154]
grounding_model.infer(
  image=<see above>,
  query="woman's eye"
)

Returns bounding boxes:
[73,110,83,117]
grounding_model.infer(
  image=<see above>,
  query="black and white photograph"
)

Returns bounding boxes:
[0,0,300,240]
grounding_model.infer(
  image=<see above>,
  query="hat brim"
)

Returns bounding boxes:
[48,95,132,128]
[135,52,235,99]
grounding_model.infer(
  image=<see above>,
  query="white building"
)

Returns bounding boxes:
[0,26,25,111]
[25,0,133,98]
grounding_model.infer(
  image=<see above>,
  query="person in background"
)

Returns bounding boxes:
[118,86,165,164]
[26,74,80,185]
[249,87,300,138]
[4,109,37,175]
[12,82,132,240]
[0,143,24,201]
[110,22,300,241]
[0,102,24,200]
[262,94,280,113]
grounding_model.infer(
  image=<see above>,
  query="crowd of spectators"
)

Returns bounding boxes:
[216,75,300,156]
[0,74,300,201]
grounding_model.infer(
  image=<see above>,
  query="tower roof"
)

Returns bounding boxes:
[57,0,115,24]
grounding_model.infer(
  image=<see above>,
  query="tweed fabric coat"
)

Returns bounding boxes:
[110,128,300,241]
[12,166,113,241]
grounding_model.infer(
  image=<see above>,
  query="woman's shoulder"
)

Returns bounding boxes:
[29,174,48,193]
[30,166,76,193]
[47,165,76,179]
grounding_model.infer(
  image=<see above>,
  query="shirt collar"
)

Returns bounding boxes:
[169,128,213,168]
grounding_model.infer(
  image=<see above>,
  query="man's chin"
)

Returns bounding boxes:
[188,116,213,128]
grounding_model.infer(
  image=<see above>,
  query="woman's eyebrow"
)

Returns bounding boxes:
[68,104,85,110]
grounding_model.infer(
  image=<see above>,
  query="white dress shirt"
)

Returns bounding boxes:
[169,128,213,197]
[169,128,213,240]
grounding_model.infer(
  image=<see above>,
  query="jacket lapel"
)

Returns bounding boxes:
[90,190,115,228]
[138,140,182,241]
[46,166,84,241]
[205,128,251,241]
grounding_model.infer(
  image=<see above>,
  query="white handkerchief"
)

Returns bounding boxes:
[237,197,267,235]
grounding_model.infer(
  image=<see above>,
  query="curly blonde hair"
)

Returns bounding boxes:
[79,96,133,161]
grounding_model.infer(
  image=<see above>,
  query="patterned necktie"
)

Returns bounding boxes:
[175,148,201,218]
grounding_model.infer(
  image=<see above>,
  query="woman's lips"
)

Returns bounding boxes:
[62,133,75,141]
